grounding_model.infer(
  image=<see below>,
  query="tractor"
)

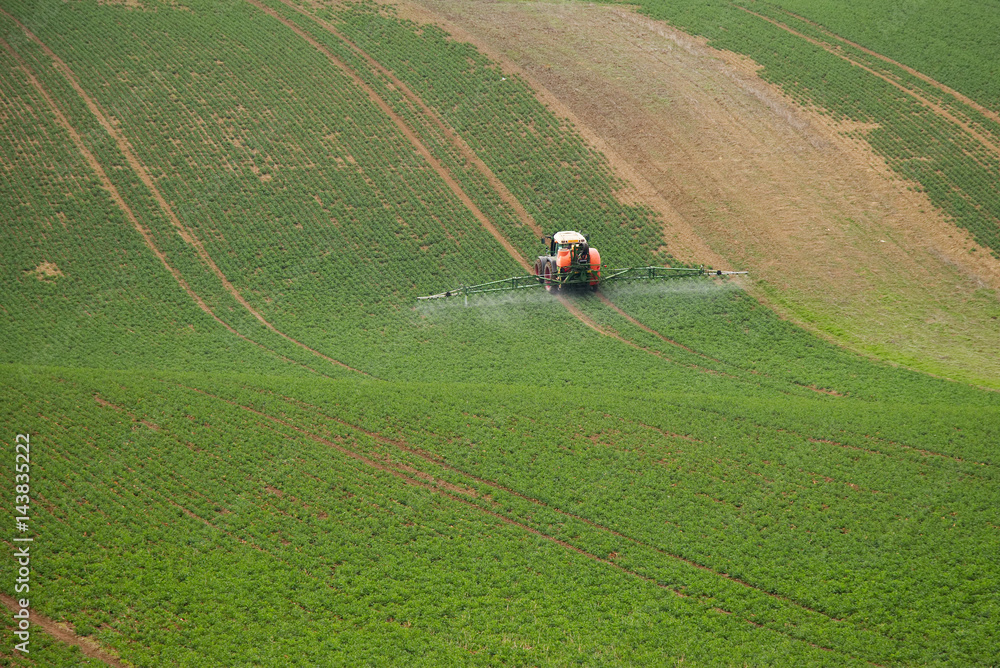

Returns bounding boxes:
[417,232,745,301]
[533,231,601,292]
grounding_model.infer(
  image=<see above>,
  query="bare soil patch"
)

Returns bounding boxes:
[375,0,1000,386]
[27,261,64,281]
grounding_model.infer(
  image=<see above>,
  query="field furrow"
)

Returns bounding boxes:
[1,7,368,377]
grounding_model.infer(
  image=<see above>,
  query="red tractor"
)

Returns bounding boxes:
[533,231,601,292]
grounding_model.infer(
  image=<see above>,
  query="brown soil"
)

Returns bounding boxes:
[27,261,64,281]
[374,0,1000,386]
[0,593,127,667]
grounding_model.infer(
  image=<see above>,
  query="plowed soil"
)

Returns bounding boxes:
[371,0,1000,387]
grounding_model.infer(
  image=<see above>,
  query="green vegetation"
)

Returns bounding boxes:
[588,0,1000,257]
[1,0,998,665]
[768,0,1000,109]
[4,360,999,665]
[0,612,103,666]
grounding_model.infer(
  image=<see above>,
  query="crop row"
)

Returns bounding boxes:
[737,3,1000,149]
[0,365,874,665]
[322,0,669,267]
[263,372,999,663]
[4,2,1000,662]
[2,0,697,387]
[16,359,1000,664]
[2,6,413,378]
[0,41,327,379]
[762,0,1000,110]
[2,0,520,311]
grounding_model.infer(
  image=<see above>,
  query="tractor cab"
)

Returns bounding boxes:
[535,231,601,291]
[542,231,588,256]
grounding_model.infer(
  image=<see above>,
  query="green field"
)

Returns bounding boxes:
[2,0,999,665]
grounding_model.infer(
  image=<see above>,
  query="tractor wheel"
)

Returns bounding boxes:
[543,260,557,292]
[534,258,544,283]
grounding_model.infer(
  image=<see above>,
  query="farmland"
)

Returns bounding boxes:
[636,0,1000,255]
[1,0,999,665]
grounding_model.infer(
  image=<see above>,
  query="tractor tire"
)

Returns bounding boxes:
[542,259,558,292]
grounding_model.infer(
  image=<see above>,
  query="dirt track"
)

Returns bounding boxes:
[0,593,126,666]
[380,0,1000,386]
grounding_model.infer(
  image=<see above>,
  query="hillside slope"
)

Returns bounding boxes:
[2,0,999,665]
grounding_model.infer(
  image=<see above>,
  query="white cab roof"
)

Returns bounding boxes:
[553,231,586,244]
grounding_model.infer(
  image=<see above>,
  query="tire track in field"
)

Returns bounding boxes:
[736,6,1000,160]
[597,291,723,361]
[242,0,533,273]
[0,37,223,330]
[666,396,995,475]
[0,36,336,380]
[269,0,545,240]
[65,396,342,588]
[597,292,854,396]
[777,8,1000,129]
[1,10,368,377]
[211,387,992,666]
[557,294,726,374]
[126,406,872,659]
[171,382,879,661]
[306,1,759,375]
[176,383,688,594]
[247,0,733,371]
[0,594,126,667]
[266,384,993,573]
[232,386,887,631]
